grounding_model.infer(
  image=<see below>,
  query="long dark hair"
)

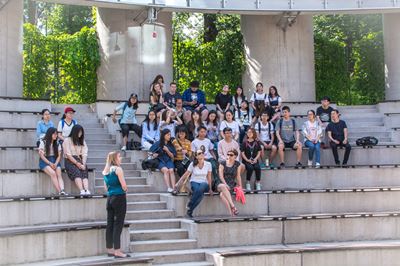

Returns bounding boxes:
[150,83,162,103]
[161,109,173,124]
[69,124,85,146]
[224,110,235,121]
[43,127,58,158]
[143,110,158,131]
[268,86,280,98]
[159,128,171,148]
[127,93,139,109]
[234,86,246,107]
[151,74,164,87]
[237,100,250,117]
[188,110,203,133]
[206,110,218,127]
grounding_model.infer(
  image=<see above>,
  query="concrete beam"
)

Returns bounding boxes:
[384,13,400,100]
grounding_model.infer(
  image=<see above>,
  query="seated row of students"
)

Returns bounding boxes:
[36,107,90,196]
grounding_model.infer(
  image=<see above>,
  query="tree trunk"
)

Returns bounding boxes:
[27,0,37,25]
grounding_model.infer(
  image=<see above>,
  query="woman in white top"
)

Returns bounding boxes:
[219,110,240,141]
[179,149,213,218]
[250,82,268,120]
[302,110,323,168]
[141,110,160,150]
[159,109,182,139]
[57,106,77,142]
[267,86,283,123]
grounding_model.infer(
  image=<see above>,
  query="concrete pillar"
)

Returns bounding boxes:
[96,8,173,101]
[0,0,23,97]
[241,15,315,102]
[384,13,400,101]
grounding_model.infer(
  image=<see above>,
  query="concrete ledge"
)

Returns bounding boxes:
[0,196,106,227]
[0,99,50,112]
[0,222,129,265]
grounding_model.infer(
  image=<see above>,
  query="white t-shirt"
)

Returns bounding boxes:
[219,120,240,137]
[188,161,211,184]
[255,121,275,142]
[39,140,61,157]
[191,138,214,159]
[250,92,267,103]
[57,119,76,138]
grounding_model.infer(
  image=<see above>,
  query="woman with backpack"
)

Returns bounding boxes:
[57,106,77,143]
[250,82,268,123]
[38,127,67,195]
[112,93,142,151]
[267,86,283,123]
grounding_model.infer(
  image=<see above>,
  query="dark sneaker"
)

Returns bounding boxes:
[279,163,285,169]
[295,162,302,168]
[186,210,193,218]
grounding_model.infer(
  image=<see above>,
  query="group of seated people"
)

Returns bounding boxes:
[111,76,352,217]
[36,107,90,196]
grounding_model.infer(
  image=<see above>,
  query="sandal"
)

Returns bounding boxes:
[231,206,239,216]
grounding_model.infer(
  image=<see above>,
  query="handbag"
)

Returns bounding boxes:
[141,158,159,170]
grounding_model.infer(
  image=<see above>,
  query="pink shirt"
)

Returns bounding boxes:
[217,139,240,162]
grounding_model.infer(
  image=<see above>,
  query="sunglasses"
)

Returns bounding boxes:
[196,152,203,156]
[227,153,235,157]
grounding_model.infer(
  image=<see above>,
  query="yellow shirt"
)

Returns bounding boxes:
[172,138,192,161]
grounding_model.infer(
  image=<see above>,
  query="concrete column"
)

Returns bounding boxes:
[241,15,315,102]
[384,13,400,101]
[0,0,23,97]
[96,8,173,101]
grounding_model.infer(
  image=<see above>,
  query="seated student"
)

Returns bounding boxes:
[149,83,165,115]
[149,74,165,93]
[187,110,204,141]
[182,80,209,121]
[205,110,220,145]
[254,111,277,169]
[172,126,192,178]
[36,109,55,147]
[38,127,66,195]
[250,82,268,123]
[218,127,240,162]
[150,129,177,192]
[276,106,303,168]
[163,82,182,109]
[241,128,262,191]
[302,110,323,168]
[174,98,188,123]
[326,109,351,166]
[141,110,160,150]
[191,126,218,186]
[63,125,90,195]
[179,149,213,218]
[215,149,242,216]
[316,96,334,146]
[231,86,246,112]
[267,86,283,123]
[235,100,252,143]
[112,93,142,151]
[219,110,240,141]
[215,85,232,121]
[57,106,77,143]
[159,109,183,139]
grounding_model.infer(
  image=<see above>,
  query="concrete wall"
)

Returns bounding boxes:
[0,0,23,97]
[96,8,173,101]
[241,15,315,101]
[384,13,400,101]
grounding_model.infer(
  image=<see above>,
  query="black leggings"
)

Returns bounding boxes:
[120,123,142,138]
[244,161,261,181]
[106,194,127,250]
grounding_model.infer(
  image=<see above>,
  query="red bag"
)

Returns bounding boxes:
[234,186,246,205]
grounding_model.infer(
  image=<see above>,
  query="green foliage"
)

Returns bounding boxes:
[23,24,100,103]
[314,14,384,105]
[173,13,245,102]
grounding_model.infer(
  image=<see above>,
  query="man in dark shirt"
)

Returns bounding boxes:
[326,109,351,166]
[182,80,209,121]
[163,82,182,108]
[215,85,232,121]
[316,96,334,146]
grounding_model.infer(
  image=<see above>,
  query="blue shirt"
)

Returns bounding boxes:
[149,141,177,163]
[182,88,206,107]
[103,167,125,196]
[141,122,160,146]
[116,102,138,124]
[36,120,55,140]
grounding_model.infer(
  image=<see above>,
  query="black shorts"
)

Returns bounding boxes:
[284,141,298,150]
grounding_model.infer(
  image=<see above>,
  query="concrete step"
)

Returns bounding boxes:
[129,219,182,230]
[348,131,391,138]
[96,184,151,194]
[131,238,198,252]
[85,133,114,140]
[126,193,161,202]
[130,228,189,241]
[126,209,175,220]
[87,144,120,150]
[87,157,130,164]
[127,201,167,211]
[348,137,392,143]
[95,177,147,186]
[159,262,213,266]
[84,128,110,134]
[132,249,206,265]
[88,162,136,171]
[0,99,50,112]
[85,138,116,144]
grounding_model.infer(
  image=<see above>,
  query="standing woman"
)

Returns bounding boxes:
[241,128,262,191]
[267,86,283,123]
[141,110,160,150]
[302,110,323,168]
[231,86,246,112]
[103,151,130,258]
[149,129,177,192]
[179,149,213,218]
[57,106,77,143]
[112,93,142,151]
[38,127,66,195]
[63,125,90,195]
[215,149,243,216]
[36,109,55,147]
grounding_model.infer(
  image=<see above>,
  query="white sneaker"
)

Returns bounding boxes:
[85,190,91,195]
[308,160,313,168]
[255,183,261,191]
[80,190,86,195]
[167,188,174,193]
[315,163,321,169]
[245,182,251,191]
[121,146,127,151]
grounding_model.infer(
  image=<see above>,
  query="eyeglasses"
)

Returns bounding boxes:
[227,153,235,157]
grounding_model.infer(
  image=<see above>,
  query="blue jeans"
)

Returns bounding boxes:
[188,181,209,214]
[305,140,320,164]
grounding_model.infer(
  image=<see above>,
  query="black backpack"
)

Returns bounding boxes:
[356,136,378,147]
[141,158,159,170]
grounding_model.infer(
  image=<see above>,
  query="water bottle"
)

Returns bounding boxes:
[265,158,270,169]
